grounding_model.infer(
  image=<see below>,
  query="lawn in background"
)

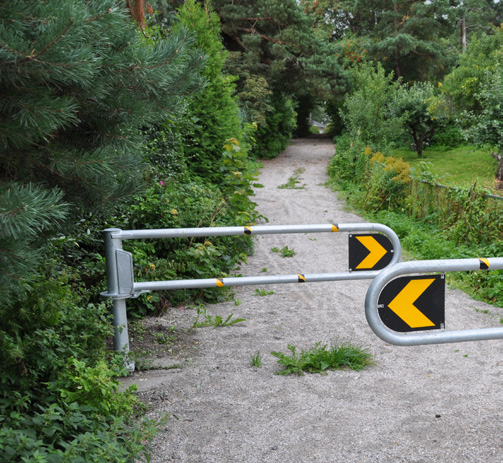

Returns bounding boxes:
[392,145,499,191]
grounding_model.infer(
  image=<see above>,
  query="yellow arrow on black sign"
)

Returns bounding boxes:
[378,274,445,332]
[349,234,393,271]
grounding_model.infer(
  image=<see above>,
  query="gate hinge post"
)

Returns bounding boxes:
[102,228,134,373]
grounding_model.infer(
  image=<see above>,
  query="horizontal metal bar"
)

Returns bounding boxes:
[112,224,335,239]
[365,257,503,346]
[111,222,398,240]
[104,223,402,298]
[133,270,381,292]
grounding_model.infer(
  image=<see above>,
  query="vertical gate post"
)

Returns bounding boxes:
[103,228,134,372]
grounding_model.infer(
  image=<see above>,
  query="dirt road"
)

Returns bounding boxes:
[126,138,503,463]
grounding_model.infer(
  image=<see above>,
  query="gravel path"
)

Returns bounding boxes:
[125,138,503,463]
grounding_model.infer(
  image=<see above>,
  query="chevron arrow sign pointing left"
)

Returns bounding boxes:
[378,274,445,332]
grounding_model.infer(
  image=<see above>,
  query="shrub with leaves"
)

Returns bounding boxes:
[0,268,158,462]
[251,91,297,159]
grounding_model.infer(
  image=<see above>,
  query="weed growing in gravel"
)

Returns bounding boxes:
[129,348,154,371]
[249,351,263,367]
[153,332,176,345]
[271,342,373,375]
[192,305,246,328]
[271,246,296,257]
[254,288,275,296]
[278,168,305,189]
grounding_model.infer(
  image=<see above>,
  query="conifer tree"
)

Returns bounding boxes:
[174,0,243,182]
[0,0,204,303]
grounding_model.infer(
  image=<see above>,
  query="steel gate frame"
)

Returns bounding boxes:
[102,222,401,369]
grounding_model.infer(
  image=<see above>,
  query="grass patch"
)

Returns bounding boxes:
[249,351,263,368]
[271,246,296,257]
[391,145,499,190]
[271,342,373,375]
[254,288,275,296]
[193,305,246,328]
[278,168,306,189]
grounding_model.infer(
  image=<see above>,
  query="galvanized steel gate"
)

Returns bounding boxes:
[102,222,400,368]
[102,223,503,370]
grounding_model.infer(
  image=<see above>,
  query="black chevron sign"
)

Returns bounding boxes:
[378,274,445,332]
[349,233,393,271]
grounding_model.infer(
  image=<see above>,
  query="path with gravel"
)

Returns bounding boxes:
[124,137,502,463]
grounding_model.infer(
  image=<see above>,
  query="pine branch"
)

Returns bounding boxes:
[242,17,282,27]
[84,8,114,23]
[231,34,248,52]
[409,49,430,56]
[32,19,74,59]
[0,40,89,68]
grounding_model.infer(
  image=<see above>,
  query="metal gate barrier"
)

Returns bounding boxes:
[102,222,401,367]
[365,257,503,346]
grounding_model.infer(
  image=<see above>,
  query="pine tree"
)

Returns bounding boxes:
[0,0,204,303]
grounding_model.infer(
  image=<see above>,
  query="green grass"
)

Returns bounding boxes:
[192,305,246,328]
[278,168,306,189]
[391,145,499,190]
[271,342,374,375]
[249,351,263,368]
[254,288,275,296]
[271,246,296,257]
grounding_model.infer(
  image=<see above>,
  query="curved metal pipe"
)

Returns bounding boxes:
[365,257,503,346]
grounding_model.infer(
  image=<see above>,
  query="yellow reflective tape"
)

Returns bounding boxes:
[298,274,306,283]
[479,258,489,270]
[332,224,339,232]
[244,226,252,235]
[216,279,224,287]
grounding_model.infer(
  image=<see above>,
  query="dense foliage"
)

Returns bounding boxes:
[0,1,258,460]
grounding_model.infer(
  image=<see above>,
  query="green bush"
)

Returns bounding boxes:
[0,274,110,394]
[175,0,245,183]
[328,142,502,307]
[328,135,368,182]
[0,269,156,462]
[119,177,257,315]
[431,125,463,149]
[0,391,157,463]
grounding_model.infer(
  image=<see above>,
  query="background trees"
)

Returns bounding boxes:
[194,0,346,150]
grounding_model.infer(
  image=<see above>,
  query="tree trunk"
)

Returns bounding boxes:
[412,128,423,157]
[460,17,467,54]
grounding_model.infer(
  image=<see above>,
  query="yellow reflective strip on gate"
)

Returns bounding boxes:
[479,258,489,270]
[216,279,224,287]
[332,224,339,232]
